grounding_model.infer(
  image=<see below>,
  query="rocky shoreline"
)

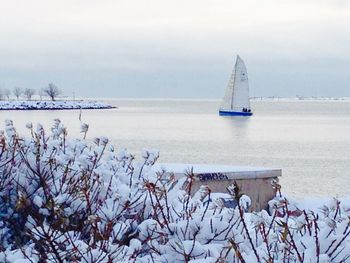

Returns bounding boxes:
[0,100,116,110]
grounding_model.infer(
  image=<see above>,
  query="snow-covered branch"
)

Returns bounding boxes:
[0,120,349,262]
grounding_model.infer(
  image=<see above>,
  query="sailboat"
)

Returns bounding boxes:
[219,55,253,116]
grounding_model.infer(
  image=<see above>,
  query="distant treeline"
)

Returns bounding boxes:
[0,82,62,101]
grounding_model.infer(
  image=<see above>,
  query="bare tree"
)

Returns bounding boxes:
[13,87,23,100]
[24,88,36,100]
[4,88,11,100]
[38,88,44,101]
[44,83,61,101]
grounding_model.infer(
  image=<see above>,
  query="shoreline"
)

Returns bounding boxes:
[0,107,116,111]
[0,100,116,110]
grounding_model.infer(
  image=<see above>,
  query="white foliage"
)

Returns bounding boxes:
[0,120,349,262]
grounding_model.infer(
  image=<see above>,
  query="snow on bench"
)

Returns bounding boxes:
[153,163,282,211]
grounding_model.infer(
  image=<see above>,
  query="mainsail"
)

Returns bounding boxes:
[220,55,250,112]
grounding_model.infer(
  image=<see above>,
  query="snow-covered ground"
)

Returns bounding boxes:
[0,100,115,110]
[251,96,350,101]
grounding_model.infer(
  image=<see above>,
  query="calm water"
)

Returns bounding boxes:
[1,99,350,198]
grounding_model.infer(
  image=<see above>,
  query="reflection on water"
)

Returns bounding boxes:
[1,100,350,198]
[222,116,251,140]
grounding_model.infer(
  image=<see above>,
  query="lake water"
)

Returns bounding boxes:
[1,99,349,198]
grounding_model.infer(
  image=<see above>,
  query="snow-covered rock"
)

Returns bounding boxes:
[0,100,115,110]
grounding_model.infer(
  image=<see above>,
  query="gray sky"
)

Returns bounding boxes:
[0,0,349,98]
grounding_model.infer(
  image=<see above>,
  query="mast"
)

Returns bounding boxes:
[230,56,239,110]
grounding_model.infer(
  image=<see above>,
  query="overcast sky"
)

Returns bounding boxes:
[0,0,349,98]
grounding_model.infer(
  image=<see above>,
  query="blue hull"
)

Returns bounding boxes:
[219,110,253,116]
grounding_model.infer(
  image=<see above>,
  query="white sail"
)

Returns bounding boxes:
[220,55,250,112]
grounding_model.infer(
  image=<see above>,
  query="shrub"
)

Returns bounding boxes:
[0,120,349,262]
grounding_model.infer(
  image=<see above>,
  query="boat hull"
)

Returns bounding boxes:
[219,110,253,116]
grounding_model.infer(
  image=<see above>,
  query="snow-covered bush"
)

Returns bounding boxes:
[0,120,349,262]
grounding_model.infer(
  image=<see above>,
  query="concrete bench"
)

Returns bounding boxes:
[154,163,282,211]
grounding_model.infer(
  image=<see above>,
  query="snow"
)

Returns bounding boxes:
[0,120,349,262]
[251,96,350,101]
[32,196,43,207]
[153,163,281,180]
[0,100,115,110]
